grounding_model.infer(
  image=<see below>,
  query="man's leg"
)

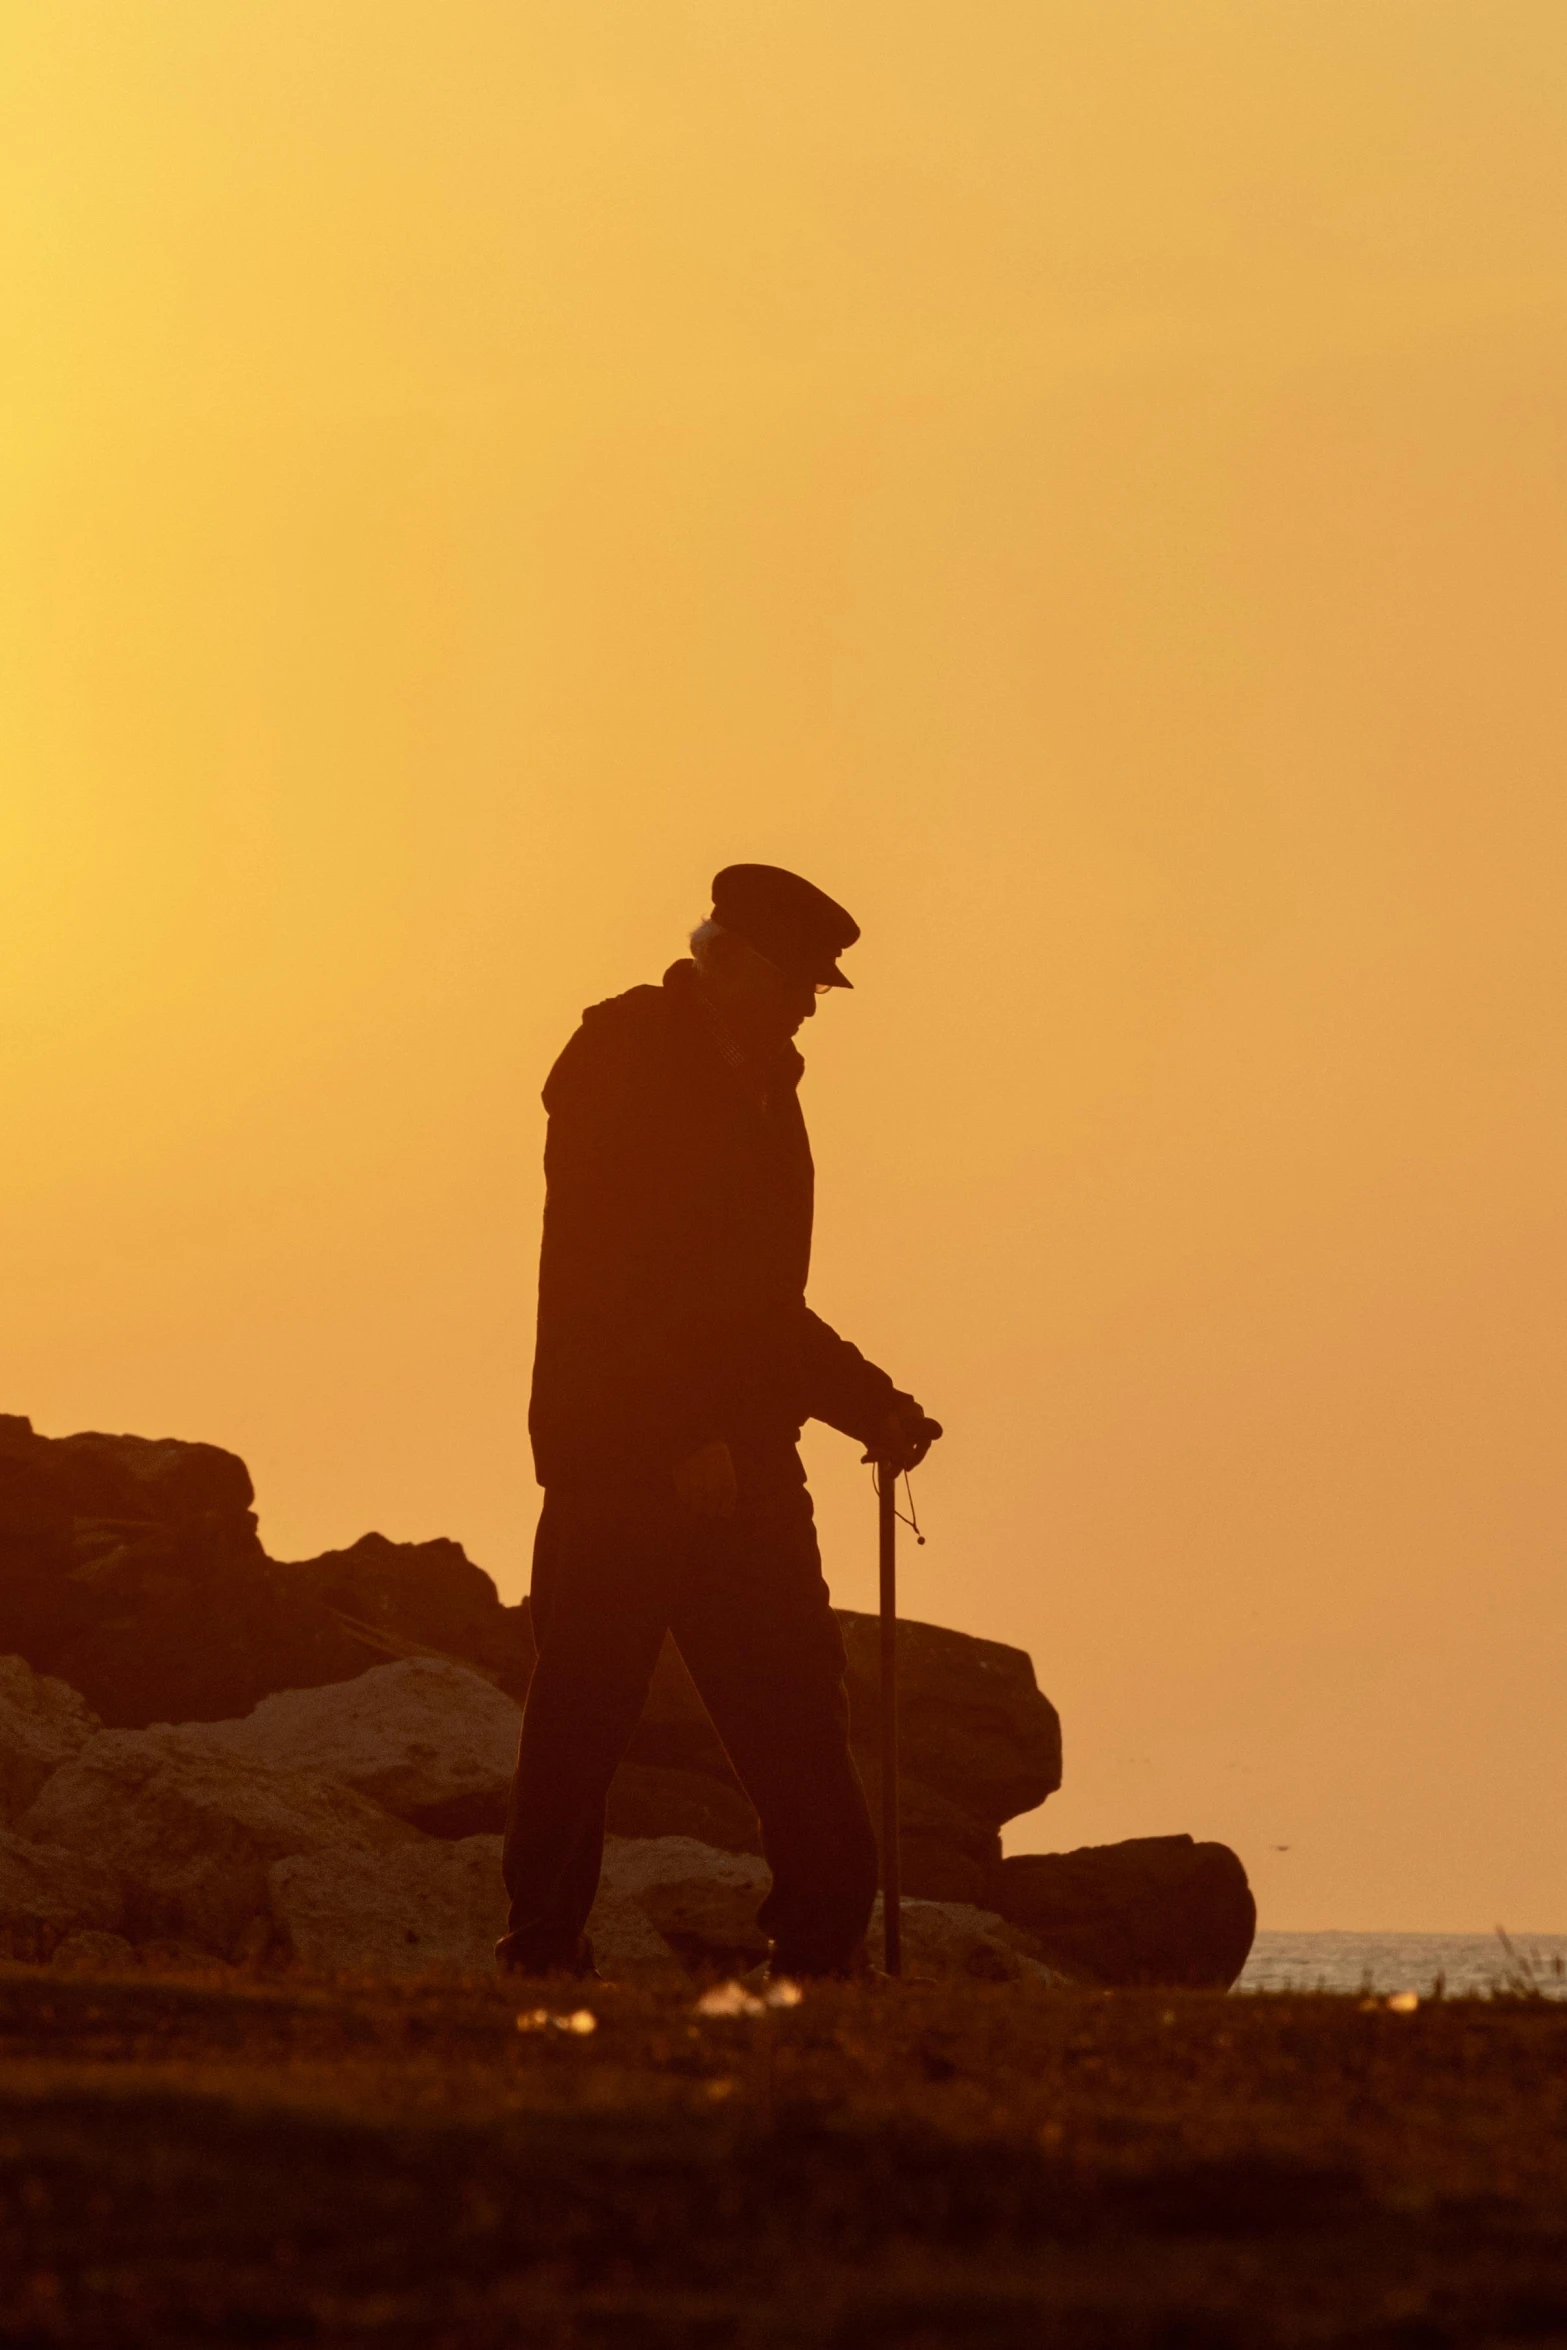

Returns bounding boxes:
[498,1488,673,1972]
[671,1470,878,1976]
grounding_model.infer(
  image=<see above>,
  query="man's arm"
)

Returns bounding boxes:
[796,1307,941,1469]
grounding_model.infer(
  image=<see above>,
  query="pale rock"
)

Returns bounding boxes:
[874,1895,1053,1984]
[269,1835,508,1973]
[20,1725,419,1956]
[598,1834,771,1968]
[265,1830,680,1977]
[0,1654,102,1825]
[136,1940,231,1974]
[591,1837,1051,1984]
[0,1825,123,1960]
[185,1658,521,1834]
[52,1929,138,1970]
[585,1884,681,1975]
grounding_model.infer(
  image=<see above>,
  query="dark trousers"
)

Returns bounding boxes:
[499,1452,878,1975]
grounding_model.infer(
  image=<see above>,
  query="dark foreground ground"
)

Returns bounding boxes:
[1,1962,1564,2349]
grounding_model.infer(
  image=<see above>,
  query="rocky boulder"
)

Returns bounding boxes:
[43,1543,374,1732]
[0,1416,353,1725]
[615,1614,1062,1901]
[0,1414,256,1540]
[597,1835,771,1972]
[604,1763,761,1853]
[173,1657,767,1853]
[584,1843,1054,1985]
[0,1415,264,1708]
[585,1878,682,1974]
[0,1828,124,1962]
[854,1765,1006,1906]
[261,1832,1060,1985]
[267,1833,678,1976]
[20,1727,420,1957]
[996,1836,1257,1989]
[870,1896,1052,1985]
[1,1413,1065,1906]
[0,1654,101,1824]
[0,1417,533,1730]
[185,1659,522,1837]
[261,1831,728,1978]
[616,1638,733,1780]
[839,1613,1062,1831]
[270,1532,534,1701]
[269,1835,510,1973]
[51,1929,139,1971]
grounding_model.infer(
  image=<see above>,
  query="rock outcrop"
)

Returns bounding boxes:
[869,1896,1051,1985]
[585,1874,683,1974]
[269,1532,533,1700]
[839,1613,1061,1829]
[604,1761,763,1853]
[0,1827,124,1961]
[616,1615,1062,1903]
[0,1415,1063,1899]
[0,1653,101,1824]
[261,1834,1057,1983]
[0,1417,530,1729]
[854,1765,1011,1905]
[185,1659,522,1837]
[269,1835,510,1973]
[266,1833,703,1977]
[0,1412,1257,1991]
[996,1835,1257,1989]
[21,1725,420,1956]
[597,1835,772,1971]
[51,1929,138,1970]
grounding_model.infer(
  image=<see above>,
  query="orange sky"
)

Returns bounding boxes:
[4,2,1565,1930]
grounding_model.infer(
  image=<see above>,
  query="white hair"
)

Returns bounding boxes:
[689,917,733,972]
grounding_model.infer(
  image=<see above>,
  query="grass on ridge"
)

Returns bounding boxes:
[1,1957,1564,2347]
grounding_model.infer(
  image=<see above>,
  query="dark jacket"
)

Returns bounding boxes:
[528,960,902,1487]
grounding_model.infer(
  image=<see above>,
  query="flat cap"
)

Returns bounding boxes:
[710,863,859,989]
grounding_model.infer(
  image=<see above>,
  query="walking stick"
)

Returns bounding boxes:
[877,1460,902,1978]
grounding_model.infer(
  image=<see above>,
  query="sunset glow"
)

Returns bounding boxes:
[4,2,1564,1931]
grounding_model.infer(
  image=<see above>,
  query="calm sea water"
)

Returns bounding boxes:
[1237,1930,1567,1999]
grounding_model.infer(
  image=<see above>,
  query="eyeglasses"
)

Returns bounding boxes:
[754,947,833,998]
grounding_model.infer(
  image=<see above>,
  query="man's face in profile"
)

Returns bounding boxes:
[704,935,825,1051]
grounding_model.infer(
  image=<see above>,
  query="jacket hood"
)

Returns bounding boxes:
[541,981,673,1115]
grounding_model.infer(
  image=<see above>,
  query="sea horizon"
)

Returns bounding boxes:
[1238,1929,1567,1998]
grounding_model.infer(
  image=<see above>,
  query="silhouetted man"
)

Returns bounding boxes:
[499,863,940,1978]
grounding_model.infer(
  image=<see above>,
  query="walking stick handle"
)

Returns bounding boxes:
[877,1462,902,1978]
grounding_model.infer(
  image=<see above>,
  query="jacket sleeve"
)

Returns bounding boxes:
[795,1307,908,1446]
